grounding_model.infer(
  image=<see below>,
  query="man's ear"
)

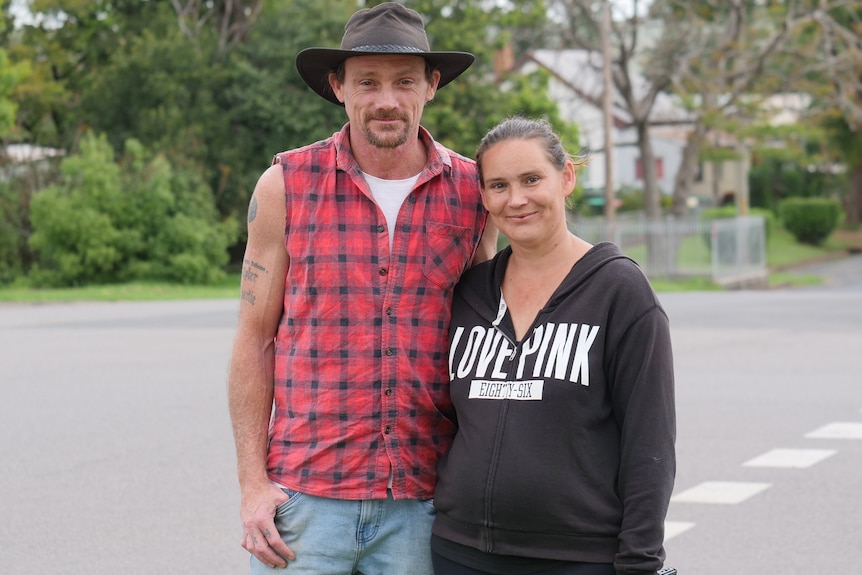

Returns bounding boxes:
[329,72,345,104]
[426,69,441,103]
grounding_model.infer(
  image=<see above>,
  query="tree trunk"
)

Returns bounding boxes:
[847,162,862,226]
[671,125,705,218]
[634,120,673,275]
[636,121,661,221]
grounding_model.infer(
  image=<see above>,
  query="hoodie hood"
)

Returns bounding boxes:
[454,242,633,336]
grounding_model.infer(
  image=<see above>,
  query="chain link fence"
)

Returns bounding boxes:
[568,214,767,287]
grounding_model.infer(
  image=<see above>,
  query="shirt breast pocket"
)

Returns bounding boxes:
[423,223,473,290]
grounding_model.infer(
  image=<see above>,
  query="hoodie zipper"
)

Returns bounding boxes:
[482,291,520,552]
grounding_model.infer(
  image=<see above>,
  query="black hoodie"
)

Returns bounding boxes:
[432,242,676,575]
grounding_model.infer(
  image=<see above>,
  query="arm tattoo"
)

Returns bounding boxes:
[240,259,268,305]
[247,195,259,224]
[243,258,267,273]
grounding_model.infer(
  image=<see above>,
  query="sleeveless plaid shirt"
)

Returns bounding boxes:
[267,124,487,500]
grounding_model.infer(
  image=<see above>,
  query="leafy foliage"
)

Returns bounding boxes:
[4,0,573,287]
[779,197,843,246]
[748,154,847,214]
[28,133,238,287]
[0,179,25,284]
[0,46,21,136]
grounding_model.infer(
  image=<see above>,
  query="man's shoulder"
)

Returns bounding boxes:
[272,136,337,164]
[433,141,476,168]
[272,126,347,166]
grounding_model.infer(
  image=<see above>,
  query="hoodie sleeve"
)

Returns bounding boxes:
[605,272,676,574]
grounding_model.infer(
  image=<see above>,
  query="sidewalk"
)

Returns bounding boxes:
[784,253,862,290]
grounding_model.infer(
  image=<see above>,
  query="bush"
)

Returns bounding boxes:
[779,197,842,246]
[27,133,238,287]
[0,181,25,285]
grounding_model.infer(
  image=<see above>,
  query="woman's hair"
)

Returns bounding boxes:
[475,116,587,185]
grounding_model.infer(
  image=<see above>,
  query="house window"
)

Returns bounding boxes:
[636,157,664,179]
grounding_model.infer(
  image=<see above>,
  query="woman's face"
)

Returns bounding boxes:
[480,138,576,249]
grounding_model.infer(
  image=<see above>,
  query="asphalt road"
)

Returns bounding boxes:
[1,255,860,575]
[661,255,862,575]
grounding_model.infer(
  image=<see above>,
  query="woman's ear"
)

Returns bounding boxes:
[562,160,577,197]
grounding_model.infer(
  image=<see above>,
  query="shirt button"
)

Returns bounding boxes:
[384,426,391,434]
[385,388,392,396]
[379,268,387,276]
[377,225,385,233]
[385,348,394,356]
[385,307,392,315]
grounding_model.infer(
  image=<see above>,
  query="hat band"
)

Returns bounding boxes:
[349,44,426,53]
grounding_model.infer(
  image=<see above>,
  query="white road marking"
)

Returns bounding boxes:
[805,422,862,440]
[743,448,837,468]
[664,521,696,541]
[671,481,771,504]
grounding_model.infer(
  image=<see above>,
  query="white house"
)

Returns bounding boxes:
[513,49,750,210]
[1,143,65,182]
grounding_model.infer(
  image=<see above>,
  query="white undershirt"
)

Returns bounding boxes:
[363,172,419,250]
[364,171,419,488]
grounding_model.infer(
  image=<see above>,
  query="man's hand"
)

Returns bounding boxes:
[240,482,295,569]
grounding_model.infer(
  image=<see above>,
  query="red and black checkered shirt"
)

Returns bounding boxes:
[267,124,488,500]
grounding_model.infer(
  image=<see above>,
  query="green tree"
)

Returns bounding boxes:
[824,118,862,225]
[28,132,237,286]
[0,47,18,136]
[7,0,162,148]
[407,0,577,156]
[28,133,126,286]
[7,0,573,283]
[77,0,351,236]
[794,4,862,225]
[745,119,846,213]
[0,9,33,285]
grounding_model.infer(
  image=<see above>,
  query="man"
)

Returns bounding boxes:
[227,3,496,573]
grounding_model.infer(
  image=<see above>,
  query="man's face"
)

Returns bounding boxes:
[330,55,439,149]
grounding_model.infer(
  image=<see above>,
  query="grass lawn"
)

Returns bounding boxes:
[0,277,240,303]
[1,226,859,302]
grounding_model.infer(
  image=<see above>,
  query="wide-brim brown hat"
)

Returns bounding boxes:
[296,2,475,106]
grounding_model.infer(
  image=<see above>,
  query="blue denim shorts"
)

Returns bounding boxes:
[250,489,436,575]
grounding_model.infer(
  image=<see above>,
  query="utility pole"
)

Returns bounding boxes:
[601,0,616,224]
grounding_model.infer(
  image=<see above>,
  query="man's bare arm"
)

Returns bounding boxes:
[227,163,294,568]
[472,217,499,267]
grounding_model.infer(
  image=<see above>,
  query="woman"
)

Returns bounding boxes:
[432,117,676,575]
